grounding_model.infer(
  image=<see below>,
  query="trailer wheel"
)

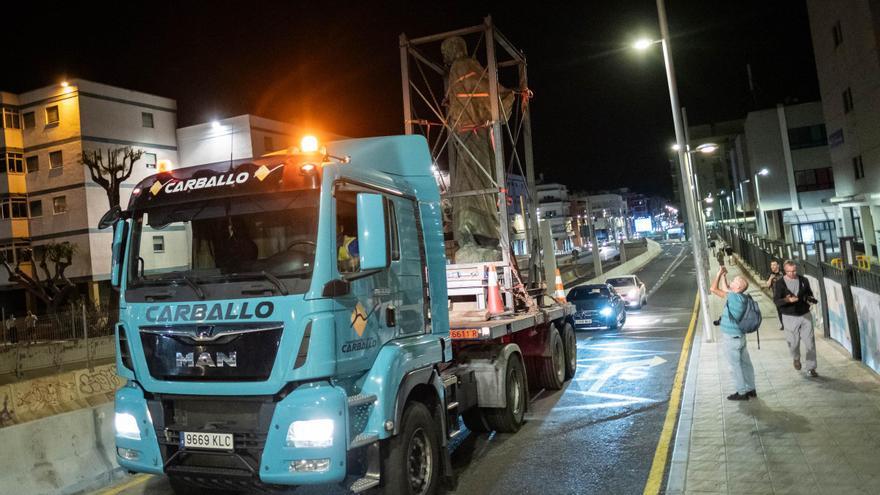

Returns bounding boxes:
[535,328,566,390]
[380,401,439,495]
[485,354,527,433]
[561,322,577,380]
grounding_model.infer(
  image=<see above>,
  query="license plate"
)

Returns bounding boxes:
[575,319,592,325]
[181,431,234,451]
[450,329,481,339]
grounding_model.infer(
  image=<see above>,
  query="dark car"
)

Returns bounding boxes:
[567,284,626,330]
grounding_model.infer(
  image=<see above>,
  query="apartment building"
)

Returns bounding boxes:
[0,80,178,310]
[536,183,573,252]
[807,0,880,259]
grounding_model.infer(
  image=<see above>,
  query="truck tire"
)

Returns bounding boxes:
[561,322,577,380]
[534,328,565,390]
[485,354,527,433]
[169,477,241,495]
[380,401,440,495]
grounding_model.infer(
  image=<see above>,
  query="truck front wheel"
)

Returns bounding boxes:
[381,401,439,495]
[485,353,527,433]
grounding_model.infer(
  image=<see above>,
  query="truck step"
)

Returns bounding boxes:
[350,476,380,493]
[350,432,379,449]
[347,393,378,408]
[442,374,458,388]
[446,401,460,411]
[448,428,462,440]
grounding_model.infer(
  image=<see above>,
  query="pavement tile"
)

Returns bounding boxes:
[727,470,771,483]
[770,482,822,495]
[684,479,728,493]
[726,480,775,494]
[686,468,728,482]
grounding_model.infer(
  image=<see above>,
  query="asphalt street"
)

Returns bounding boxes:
[94,241,697,495]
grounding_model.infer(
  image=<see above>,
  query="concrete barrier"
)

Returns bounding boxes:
[575,238,664,286]
[0,335,116,381]
[0,401,124,495]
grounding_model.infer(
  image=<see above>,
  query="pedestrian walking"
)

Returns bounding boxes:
[25,311,37,344]
[710,266,757,400]
[773,260,819,377]
[724,245,734,265]
[4,314,17,344]
[765,261,784,330]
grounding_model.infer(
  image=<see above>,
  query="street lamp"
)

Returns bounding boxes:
[636,0,715,342]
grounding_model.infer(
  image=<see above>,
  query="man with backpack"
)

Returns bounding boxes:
[773,260,818,377]
[710,266,759,401]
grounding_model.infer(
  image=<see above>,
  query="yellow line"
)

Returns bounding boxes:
[643,293,700,495]
[94,473,152,495]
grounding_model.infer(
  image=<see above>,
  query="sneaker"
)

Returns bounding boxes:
[793,360,802,370]
[809,369,819,377]
[727,392,749,401]
[746,390,757,398]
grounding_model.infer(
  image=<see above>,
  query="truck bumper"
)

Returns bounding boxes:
[259,382,348,485]
[114,381,349,486]
[114,384,164,474]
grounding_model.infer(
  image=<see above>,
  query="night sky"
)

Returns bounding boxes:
[4,0,818,198]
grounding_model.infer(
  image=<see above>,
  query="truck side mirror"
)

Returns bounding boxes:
[99,205,123,230]
[356,193,388,270]
[111,220,129,289]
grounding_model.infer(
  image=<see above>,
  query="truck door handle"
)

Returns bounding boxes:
[386,306,397,327]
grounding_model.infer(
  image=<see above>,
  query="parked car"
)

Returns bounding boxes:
[606,275,647,309]
[567,284,626,330]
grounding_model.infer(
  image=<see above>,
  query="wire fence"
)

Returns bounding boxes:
[0,303,114,346]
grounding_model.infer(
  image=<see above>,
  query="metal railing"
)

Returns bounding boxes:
[1,303,113,346]
[852,265,880,293]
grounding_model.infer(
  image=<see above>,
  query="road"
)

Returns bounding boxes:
[93,240,696,495]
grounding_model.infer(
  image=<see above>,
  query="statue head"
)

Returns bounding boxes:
[441,36,468,65]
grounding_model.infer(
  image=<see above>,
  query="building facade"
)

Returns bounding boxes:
[807,0,880,259]
[536,183,573,252]
[1,80,179,311]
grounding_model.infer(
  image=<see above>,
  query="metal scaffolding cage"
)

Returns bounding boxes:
[399,16,543,307]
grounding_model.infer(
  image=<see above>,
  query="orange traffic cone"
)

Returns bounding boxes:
[486,264,505,315]
[554,268,566,303]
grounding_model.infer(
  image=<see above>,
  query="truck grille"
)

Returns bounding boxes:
[139,323,282,381]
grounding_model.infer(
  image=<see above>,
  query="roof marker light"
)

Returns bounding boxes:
[300,135,319,153]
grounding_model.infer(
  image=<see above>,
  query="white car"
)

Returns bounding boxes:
[605,275,647,309]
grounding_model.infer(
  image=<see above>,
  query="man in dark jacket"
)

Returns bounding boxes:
[773,260,818,376]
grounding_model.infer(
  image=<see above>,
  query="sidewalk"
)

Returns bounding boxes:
[668,254,880,495]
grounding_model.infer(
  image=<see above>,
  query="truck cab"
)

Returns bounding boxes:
[108,135,575,494]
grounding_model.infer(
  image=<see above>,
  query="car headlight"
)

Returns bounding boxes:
[600,307,613,317]
[287,419,334,448]
[115,412,141,441]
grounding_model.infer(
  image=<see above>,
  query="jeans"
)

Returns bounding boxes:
[721,332,756,394]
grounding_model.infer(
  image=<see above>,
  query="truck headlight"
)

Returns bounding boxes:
[287,419,334,448]
[115,412,141,440]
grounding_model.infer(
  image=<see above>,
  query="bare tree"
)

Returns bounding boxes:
[1,243,78,312]
[80,146,144,208]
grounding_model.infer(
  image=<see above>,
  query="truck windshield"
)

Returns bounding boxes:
[127,190,319,297]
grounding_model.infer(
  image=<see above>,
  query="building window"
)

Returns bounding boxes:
[52,196,67,214]
[795,167,835,192]
[263,136,274,151]
[853,155,865,180]
[843,87,854,113]
[49,150,63,169]
[142,112,154,128]
[788,124,828,150]
[143,152,157,169]
[0,153,24,174]
[45,105,60,125]
[22,112,35,129]
[2,108,20,129]
[832,20,843,47]
[29,200,42,218]
[152,235,165,253]
[25,156,39,173]
[1,198,28,219]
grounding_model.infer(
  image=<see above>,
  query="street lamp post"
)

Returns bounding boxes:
[634,0,715,342]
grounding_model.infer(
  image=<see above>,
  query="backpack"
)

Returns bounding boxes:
[726,294,762,334]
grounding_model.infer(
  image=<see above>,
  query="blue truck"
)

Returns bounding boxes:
[105,135,576,494]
